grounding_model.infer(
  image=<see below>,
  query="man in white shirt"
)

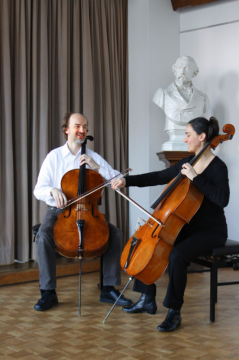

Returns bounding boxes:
[33,112,132,311]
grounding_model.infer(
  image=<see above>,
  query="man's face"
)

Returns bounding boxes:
[174,58,195,86]
[65,114,88,145]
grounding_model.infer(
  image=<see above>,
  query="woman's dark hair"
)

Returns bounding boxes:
[188,116,219,142]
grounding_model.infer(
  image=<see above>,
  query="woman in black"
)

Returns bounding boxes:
[111,117,229,332]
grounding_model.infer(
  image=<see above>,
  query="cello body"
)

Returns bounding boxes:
[120,123,235,285]
[53,169,109,259]
[121,177,203,284]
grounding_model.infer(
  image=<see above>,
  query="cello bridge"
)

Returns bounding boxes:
[139,217,153,228]
[75,204,88,212]
[135,218,153,230]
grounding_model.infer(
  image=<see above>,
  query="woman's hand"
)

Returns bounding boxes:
[111,178,126,190]
[181,163,198,181]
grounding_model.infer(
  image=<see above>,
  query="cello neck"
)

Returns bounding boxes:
[151,123,235,211]
[188,140,211,167]
[151,140,213,210]
[77,136,94,196]
[78,141,86,196]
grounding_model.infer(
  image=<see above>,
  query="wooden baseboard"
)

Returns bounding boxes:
[0,258,100,287]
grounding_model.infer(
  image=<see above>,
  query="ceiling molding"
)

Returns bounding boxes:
[171,0,219,11]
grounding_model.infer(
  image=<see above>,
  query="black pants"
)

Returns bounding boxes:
[132,226,227,310]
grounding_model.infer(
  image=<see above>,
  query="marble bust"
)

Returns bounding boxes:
[153,56,210,151]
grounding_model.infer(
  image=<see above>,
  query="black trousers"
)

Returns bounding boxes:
[132,225,227,310]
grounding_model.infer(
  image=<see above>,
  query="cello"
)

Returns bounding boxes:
[103,122,234,323]
[53,136,109,259]
[120,123,235,285]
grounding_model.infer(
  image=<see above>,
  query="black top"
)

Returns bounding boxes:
[125,156,229,236]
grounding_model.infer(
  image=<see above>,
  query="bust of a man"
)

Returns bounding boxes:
[153,56,210,150]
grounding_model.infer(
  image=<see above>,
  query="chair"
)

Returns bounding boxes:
[189,239,239,322]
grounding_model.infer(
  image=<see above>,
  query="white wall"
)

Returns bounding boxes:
[128,0,239,240]
[128,0,150,234]
[128,0,179,235]
[180,0,239,240]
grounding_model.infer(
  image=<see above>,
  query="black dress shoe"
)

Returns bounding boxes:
[34,291,58,311]
[100,288,133,306]
[157,308,182,332]
[122,294,157,315]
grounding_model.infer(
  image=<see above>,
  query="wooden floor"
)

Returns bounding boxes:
[1,268,239,360]
[0,258,100,287]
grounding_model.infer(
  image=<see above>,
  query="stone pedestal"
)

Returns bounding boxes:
[161,129,188,151]
[157,150,194,168]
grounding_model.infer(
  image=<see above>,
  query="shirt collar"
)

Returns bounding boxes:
[62,142,82,158]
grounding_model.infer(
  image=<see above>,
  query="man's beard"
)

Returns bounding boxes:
[74,138,85,145]
[69,133,86,144]
[176,76,187,87]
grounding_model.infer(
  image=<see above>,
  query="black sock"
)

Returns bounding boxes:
[103,285,114,293]
[41,289,56,295]
[170,308,180,313]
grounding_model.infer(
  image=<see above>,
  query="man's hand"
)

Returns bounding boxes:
[181,163,197,181]
[79,154,100,171]
[50,188,67,208]
[111,178,126,190]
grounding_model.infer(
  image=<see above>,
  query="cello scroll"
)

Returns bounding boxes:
[210,123,235,149]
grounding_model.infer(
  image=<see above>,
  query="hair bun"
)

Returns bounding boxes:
[208,116,219,141]
[209,116,217,123]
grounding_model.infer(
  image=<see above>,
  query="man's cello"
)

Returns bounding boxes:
[53,136,109,259]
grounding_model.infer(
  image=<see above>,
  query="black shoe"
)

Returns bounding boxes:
[100,288,133,306]
[122,293,157,315]
[157,308,182,332]
[34,291,58,311]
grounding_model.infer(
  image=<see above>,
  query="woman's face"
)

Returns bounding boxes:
[184,124,206,154]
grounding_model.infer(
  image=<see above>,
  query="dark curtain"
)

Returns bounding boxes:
[0,0,128,265]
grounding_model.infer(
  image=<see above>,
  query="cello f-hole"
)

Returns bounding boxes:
[151,224,159,238]
[64,205,72,218]
[124,237,139,269]
[90,203,99,218]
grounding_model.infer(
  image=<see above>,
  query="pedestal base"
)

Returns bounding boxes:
[157,150,194,168]
[161,142,188,151]
[161,129,188,151]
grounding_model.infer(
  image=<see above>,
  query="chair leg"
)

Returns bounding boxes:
[215,265,218,304]
[210,262,217,322]
[99,255,104,290]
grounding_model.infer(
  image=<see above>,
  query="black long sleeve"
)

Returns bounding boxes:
[125,156,188,188]
[125,156,229,207]
[125,156,229,236]
[192,160,229,208]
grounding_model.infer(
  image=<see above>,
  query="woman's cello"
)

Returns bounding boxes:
[119,123,235,285]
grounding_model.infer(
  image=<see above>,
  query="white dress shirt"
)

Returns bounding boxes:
[34,143,120,206]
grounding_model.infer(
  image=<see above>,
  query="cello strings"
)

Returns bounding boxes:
[68,168,131,204]
[63,168,132,209]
